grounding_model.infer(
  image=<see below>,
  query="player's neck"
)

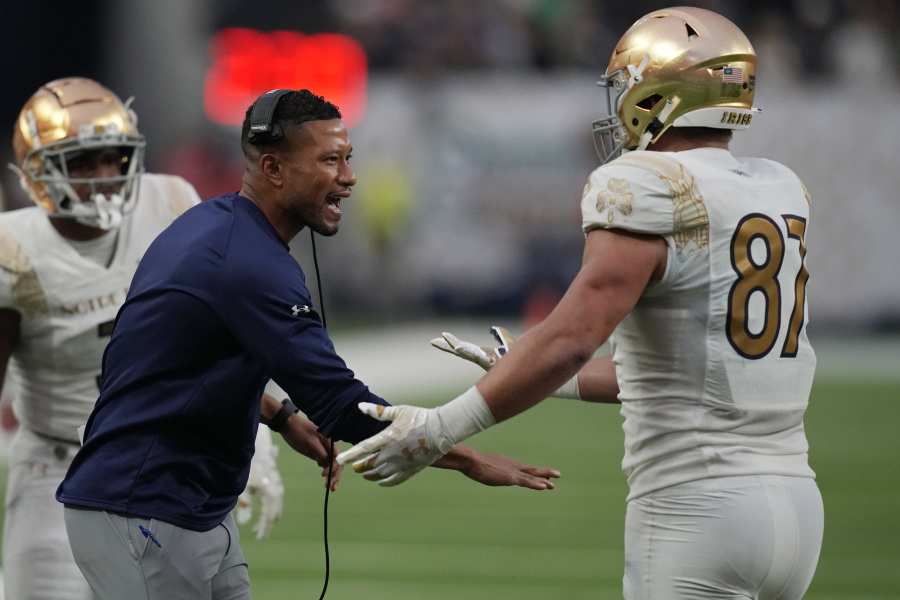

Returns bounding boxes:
[48,217,110,241]
[650,128,732,153]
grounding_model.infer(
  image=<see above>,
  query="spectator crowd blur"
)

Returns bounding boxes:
[330,0,900,79]
[3,0,898,330]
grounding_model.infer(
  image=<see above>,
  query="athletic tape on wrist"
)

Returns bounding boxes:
[435,386,496,449]
[552,375,582,400]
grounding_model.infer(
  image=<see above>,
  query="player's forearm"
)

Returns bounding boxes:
[477,236,647,420]
[482,326,590,401]
[477,283,619,420]
[477,318,597,422]
[576,356,620,403]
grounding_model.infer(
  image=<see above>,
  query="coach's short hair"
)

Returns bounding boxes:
[240,89,342,157]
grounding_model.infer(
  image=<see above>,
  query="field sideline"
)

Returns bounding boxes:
[1,325,898,599]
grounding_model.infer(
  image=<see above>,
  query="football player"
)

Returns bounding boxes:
[0,78,311,600]
[339,7,823,599]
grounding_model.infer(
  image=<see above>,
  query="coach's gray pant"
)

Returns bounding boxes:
[63,507,250,600]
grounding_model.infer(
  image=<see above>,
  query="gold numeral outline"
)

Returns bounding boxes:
[780,215,809,357]
[726,212,809,360]
[726,213,784,359]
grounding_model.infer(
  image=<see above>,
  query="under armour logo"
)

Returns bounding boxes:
[291,304,311,317]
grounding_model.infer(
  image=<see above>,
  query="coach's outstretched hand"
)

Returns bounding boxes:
[444,449,559,490]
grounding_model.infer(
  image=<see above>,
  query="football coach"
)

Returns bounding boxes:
[56,89,558,600]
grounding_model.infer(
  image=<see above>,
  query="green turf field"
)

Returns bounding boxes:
[2,378,898,599]
[239,378,900,600]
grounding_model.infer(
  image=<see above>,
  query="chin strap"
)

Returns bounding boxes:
[637,95,683,152]
[618,55,663,156]
[58,192,126,230]
[86,193,125,230]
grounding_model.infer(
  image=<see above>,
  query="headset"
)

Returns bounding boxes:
[248,88,336,600]
[247,88,293,144]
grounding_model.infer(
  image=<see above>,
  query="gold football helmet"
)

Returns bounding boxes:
[10,77,145,229]
[592,7,758,164]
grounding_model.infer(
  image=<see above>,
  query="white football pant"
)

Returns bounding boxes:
[624,475,823,600]
[3,427,92,600]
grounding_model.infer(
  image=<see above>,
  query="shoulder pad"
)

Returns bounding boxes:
[742,157,810,208]
[141,174,202,218]
[581,151,709,250]
[782,162,812,207]
[0,222,48,315]
[0,222,29,274]
[167,175,202,216]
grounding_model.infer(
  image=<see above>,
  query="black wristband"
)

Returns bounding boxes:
[267,398,300,433]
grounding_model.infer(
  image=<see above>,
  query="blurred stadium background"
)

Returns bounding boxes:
[1,0,899,598]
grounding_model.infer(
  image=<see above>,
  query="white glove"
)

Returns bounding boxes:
[336,387,495,487]
[430,326,515,370]
[236,427,284,539]
[431,327,581,399]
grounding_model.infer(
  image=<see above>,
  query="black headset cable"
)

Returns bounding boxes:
[310,230,334,600]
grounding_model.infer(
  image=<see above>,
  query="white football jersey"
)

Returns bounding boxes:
[0,174,200,442]
[581,148,816,500]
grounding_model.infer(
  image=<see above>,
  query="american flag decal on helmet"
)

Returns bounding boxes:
[722,67,744,83]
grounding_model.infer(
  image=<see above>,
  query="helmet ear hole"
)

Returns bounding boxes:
[637,94,663,110]
[685,23,699,40]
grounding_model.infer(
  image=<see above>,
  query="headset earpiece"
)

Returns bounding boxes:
[247,89,293,144]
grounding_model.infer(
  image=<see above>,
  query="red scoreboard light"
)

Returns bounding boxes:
[204,28,367,127]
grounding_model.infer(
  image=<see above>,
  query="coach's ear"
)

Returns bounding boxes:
[259,153,284,188]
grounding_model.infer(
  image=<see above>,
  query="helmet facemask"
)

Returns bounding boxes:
[11,118,146,231]
[591,69,630,165]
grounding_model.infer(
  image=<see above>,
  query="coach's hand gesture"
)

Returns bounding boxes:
[281,415,343,492]
[442,449,559,490]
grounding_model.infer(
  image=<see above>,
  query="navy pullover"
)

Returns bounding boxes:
[57,193,388,530]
